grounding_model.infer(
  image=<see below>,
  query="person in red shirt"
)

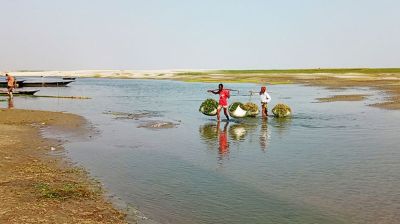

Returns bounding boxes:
[208,83,230,121]
[5,73,15,98]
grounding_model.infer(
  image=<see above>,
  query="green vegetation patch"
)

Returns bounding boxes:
[272,104,292,118]
[199,98,218,115]
[242,102,259,112]
[214,68,400,75]
[35,182,96,200]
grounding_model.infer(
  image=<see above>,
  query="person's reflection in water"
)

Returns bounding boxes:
[7,97,14,109]
[217,121,230,160]
[199,123,219,150]
[259,118,270,152]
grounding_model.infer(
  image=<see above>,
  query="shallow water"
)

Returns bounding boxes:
[4,78,400,224]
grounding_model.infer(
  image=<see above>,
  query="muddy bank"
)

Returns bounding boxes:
[0,109,128,223]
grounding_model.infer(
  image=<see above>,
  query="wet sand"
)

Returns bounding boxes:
[0,109,128,223]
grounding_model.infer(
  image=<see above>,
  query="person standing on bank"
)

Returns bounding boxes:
[5,73,15,98]
[260,86,271,117]
[208,83,230,121]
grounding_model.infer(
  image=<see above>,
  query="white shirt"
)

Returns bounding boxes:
[260,92,271,103]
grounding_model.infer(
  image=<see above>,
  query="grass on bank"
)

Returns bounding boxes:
[35,182,98,200]
[212,68,400,75]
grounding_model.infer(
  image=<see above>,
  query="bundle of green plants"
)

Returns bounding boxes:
[242,102,259,112]
[272,104,292,118]
[229,102,244,112]
[243,102,259,117]
[199,98,218,115]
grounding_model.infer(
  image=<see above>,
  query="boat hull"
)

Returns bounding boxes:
[21,81,74,87]
[0,90,39,95]
[0,80,25,88]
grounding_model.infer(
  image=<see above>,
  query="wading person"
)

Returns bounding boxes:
[208,83,230,121]
[5,73,15,98]
[260,86,271,117]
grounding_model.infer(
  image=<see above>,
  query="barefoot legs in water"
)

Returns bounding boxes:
[223,108,230,121]
[217,106,230,121]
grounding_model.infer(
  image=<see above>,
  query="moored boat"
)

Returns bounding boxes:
[0,90,39,95]
[62,77,76,80]
[0,80,25,88]
[21,81,74,87]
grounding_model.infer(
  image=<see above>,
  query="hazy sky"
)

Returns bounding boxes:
[1,0,399,70]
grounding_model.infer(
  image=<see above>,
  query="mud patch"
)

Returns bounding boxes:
[316,94,368,103]
[104,110,161,120]
[138,120,179,129]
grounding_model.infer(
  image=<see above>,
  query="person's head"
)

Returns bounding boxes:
[5,73,9,77]
[260,86,266,94]
[218,83,223,91]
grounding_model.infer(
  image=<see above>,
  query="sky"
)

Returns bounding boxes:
[0,0,399,70]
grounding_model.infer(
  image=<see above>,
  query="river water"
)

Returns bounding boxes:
[4,78,400,224]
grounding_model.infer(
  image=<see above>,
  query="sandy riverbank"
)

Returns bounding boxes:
[4,68,400,110]
[0,109,128,223]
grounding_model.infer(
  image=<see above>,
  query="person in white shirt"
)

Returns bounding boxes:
[259,86,271,117]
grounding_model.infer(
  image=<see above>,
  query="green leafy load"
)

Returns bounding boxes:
[272,104,292,118]
[229,102,244,112]
[199,99,219,116]
[243,102,259,117]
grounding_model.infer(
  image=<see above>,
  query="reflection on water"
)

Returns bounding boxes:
[259,118,270,152]
[199,121,231,161]
[199,123,218,149]
[217,121,229,160]
[8,97,14,109]
[0,97,15,109]
[200,119,273,160]
[270,116,291,135]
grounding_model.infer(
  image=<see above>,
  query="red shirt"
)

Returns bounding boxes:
[219,89,230,106]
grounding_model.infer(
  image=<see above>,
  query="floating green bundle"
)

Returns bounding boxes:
[199,98,219,116]
[272,104,292,118]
